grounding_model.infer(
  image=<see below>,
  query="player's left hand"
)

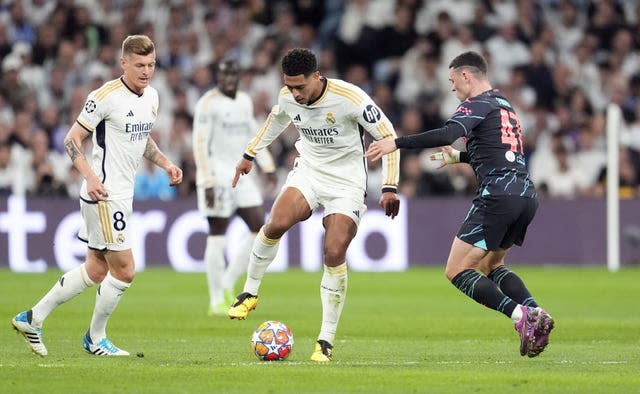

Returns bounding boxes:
[379,192,400,219]
[365,137,398,162]
[166,164,183,186]
[430,146,460,169]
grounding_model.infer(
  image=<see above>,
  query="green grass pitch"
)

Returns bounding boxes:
[1,266,639,393]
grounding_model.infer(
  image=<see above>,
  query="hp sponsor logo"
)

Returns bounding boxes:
[363,105,381,123]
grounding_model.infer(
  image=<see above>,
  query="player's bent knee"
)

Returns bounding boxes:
[111,269,135,283]
[264,219,294,238]
[444,265,463,282]
[323,242,348,266]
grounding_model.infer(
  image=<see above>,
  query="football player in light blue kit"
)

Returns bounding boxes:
[12,35,182,356]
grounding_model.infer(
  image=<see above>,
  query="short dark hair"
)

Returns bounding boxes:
[281,48,317,77]
[448,51,488,75]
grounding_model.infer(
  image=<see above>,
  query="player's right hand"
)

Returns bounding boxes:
[232,158,253,188]
[86,175,108,201]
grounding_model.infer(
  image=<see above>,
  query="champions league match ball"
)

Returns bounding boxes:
[251,321,294,361]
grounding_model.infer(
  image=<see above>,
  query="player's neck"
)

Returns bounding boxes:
[222,90,236,99]
[121,76,145,95]
[469,81,493,98]
[308,77,327,105]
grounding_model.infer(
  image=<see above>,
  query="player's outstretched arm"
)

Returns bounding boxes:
[143,137,183,186]
[232,157,254,188]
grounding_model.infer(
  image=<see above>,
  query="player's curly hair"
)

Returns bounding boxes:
[281,48,317,77]
[449,51,487,75]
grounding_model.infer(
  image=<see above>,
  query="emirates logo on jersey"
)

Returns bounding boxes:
[326,112,335,124]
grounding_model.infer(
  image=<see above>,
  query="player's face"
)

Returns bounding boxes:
[284,71,322,105]
[448,68,470,101]
[217,65,240,97]
[121,52,156,94]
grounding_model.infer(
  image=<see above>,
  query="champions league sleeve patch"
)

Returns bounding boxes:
[363,104,381,123]
[84,99,97,114]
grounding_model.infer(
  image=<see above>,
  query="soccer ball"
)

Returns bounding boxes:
[251,320,294,361]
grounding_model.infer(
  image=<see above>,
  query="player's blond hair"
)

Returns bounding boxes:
[122,35,155,58]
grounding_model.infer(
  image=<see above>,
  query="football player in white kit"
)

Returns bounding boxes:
[12,35,182,356]
[228,48,400,361]
[193,59,276,316]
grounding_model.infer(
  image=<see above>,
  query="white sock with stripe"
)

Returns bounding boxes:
[318,262,348,345]
[89,272,130,341]
[31,263,95,327]
[243,228,280,295]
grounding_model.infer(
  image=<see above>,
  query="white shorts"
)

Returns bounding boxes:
[197,176,263,218]
[283,159,367,226]
[78,197,132,251]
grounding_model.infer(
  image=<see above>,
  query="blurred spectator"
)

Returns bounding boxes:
[551,0,584,55]
[0,141,18,196]
[422,11,456,59]
[394,38,441,107]
[0,0,637,202]
[29,161,68,197]
[1,54,32,110]
[22,0,56,27]
[0,22,13,61]
[2,1,37,45]
[468,2,495,43]
[532,136,589,199]
[590,147,639,199]
[485,24,530,86]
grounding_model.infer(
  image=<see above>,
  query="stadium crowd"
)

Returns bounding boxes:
[0,0,639,201]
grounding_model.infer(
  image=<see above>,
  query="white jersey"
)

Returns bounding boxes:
[245,78,399,193]
[193,88,274,188]
[76,77,159,200]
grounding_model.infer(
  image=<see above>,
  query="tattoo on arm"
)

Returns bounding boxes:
[64,139,83,162]
[143,137,161,164]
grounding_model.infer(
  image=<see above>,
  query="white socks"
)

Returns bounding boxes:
[511,304,524,322]
[205,235,226,307]
[243,228,280,295]
[89,272,130,341]
[31,263,95,327]
[318,262,348,345]
[222,231,256,292]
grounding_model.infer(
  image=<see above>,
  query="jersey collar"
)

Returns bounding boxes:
[120,77,144,97]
